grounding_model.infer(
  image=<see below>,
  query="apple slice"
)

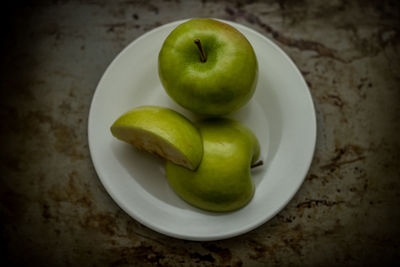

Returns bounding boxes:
[166,118,262,212]
[110,106,203,170]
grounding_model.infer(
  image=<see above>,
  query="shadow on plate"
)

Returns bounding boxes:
[111,141,194,210]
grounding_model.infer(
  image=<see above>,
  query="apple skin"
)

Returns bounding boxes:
[165,118,260,212]
[110,106,203,170]
[158,18,258,116]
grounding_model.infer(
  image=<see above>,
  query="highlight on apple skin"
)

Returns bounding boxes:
[158,18,258,116]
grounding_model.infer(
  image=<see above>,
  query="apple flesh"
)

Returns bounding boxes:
[166,118,261,212]
[158,18,258,116]
[110,106,203,170]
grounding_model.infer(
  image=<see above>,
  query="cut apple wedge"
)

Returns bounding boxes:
[166,118,261,212]
[110,106,203,170]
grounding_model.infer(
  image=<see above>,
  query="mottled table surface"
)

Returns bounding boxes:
[1,0,399,266]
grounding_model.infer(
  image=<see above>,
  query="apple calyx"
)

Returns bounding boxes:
[194,39,207,63]
[251,160,264,168]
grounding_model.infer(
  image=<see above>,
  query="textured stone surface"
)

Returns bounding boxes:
[1,0,399,266]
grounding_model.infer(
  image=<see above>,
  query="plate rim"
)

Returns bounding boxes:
[88,18,317,241]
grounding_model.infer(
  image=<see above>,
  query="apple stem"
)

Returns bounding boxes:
[194,39,207,63]
[251,160,264,168]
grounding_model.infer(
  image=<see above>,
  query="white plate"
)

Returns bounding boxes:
[88,19,316,241]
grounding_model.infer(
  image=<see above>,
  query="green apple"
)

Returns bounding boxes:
[158,18,258,116]
[110,106,203,170]
[166,118,262,212]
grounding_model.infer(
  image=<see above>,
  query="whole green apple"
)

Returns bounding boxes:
[166,118,262,212]
[158,18,258,116]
